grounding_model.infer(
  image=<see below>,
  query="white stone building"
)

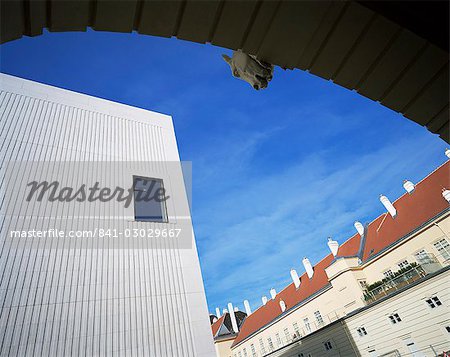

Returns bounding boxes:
[0,73,215,356]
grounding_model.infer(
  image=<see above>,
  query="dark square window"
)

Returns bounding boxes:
[389,313,402,324]
[426,296,442,308]
[357,327,367,336]
[133,176,168,222]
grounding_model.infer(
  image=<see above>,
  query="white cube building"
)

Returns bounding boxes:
[0,73,215,356]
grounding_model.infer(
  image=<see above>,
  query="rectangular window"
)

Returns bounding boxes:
[275,333,281,346]
[238,352,242,357]
[383,269,394,278]
[324,341,333,350]
[267,337,274,351]
[304,318,311,333]
[357,327,367,336]
[133,176,168,222]
[425,296,442,308]
[397,260,410,269]
[388,313,402,324]
[314,311,324,326]
[259,338,265,354]
[434,238,450,260]
[293,322,301,337]
[250,344,256,357]
[415,249,432,263]
[284,327,290,342]
[243,348,248,357]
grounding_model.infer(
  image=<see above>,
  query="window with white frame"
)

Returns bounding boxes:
[314,311,324,326]
[368,349,377,357]
[238,351,242,357]
[267,337,274,351]
[304,317,311,332]
[388,313,402,324]
[275,333,281,346]
[357,327,368,336]
[415,249,431,263]
[259,338,265,354]
[324,341,333,350]
[293,322,301,337]
[383,269,394,278]
[284,327,290,342]
[397,259,410,269]
[425,295,442,308]
[243,348,248,357]
[250,344,256,357]
[434,238,450,260]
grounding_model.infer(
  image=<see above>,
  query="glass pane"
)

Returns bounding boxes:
[133,177,167,222]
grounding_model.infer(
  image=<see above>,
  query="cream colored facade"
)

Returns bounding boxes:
[345,268,450,356]
[215,336,235,357]
[360,214,450,284]
[231,210,450,357]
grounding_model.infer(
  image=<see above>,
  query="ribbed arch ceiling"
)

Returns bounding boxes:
[1,0,448,142]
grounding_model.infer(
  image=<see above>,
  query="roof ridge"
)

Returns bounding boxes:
[390,159,449,205]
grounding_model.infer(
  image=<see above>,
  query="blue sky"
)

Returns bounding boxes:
[1,30,447,314]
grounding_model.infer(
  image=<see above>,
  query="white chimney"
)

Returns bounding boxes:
[354,221,364,236]
[262,296,268,305]
[212,317,218,323]
[222,308,228,314]
[279,300,286,312]
[234,306,239,312]
[244,300,252,315]
[302,257,314,279]
[228,302,239,333]
[380,194,397,217]
[445,148,450,159]
[270,288,276,300]
[403,180,415,193]
[327,237,339,256]
[443,188,450,203]
[290,269,301,289]
[215,307,221,318]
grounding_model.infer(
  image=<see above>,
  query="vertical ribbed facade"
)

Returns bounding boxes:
[0,73,214,356]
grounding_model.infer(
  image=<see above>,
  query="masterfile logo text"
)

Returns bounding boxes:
[3,161,192,249]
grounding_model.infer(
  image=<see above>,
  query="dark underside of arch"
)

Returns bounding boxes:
[1,0,448,143]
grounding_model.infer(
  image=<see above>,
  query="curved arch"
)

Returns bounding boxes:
[1,0,448,142]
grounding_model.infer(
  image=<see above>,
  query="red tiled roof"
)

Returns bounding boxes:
[211,314,225,337]
[336,232,360,257]
[232,161,449,348]
[232,254,335,347]
[362,162,449,261]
